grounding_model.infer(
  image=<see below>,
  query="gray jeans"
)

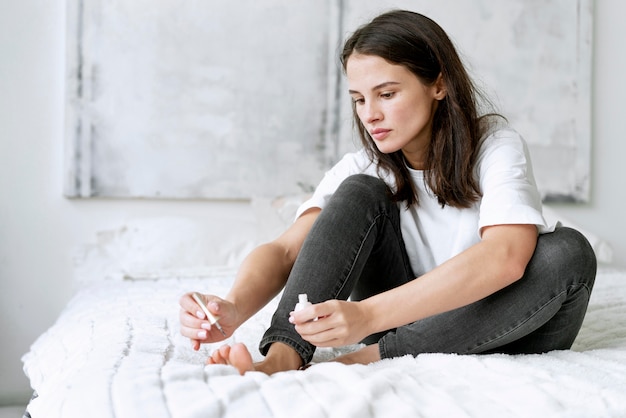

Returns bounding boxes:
[259,174,597,364]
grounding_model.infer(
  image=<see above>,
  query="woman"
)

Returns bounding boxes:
[179,10,597,375]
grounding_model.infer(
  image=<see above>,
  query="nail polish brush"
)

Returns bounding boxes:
[192,292,226,337]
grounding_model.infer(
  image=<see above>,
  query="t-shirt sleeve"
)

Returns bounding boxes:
[295,150,376,219]
[477,128,555,235]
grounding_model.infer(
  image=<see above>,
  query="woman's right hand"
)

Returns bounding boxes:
[179,292,238,350]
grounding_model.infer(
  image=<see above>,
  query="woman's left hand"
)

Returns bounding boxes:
[289,300,372,347]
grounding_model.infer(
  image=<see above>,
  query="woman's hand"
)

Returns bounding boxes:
[289,300,372,347]
[179,293,239,350]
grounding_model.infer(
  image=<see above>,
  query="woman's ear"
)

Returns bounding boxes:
[433,73,447,100]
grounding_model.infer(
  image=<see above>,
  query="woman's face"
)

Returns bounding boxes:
[346,53,445,169]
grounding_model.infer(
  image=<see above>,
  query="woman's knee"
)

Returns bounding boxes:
[321,174,397,229]
[332,174,391,207]
[554,227,596,267]
[337,174,388,195]
[533,226,597,287]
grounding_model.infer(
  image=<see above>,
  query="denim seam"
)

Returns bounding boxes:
[330,211,388,300]
[475,280,593,353]
[469,288,570,354]
[378,338,389,359]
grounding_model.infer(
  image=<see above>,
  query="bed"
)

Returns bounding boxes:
[21,203,626,418]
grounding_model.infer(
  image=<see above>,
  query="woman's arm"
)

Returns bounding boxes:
[179,208,320,347]
[294,223,537,346]
[225,208,321,325]
[367,223,537,331]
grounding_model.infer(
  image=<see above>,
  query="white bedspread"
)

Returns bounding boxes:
[22,267,626,417]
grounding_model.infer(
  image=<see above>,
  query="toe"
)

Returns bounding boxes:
[229,343,255,375]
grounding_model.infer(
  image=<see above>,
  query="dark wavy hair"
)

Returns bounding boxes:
[341,10,495,208]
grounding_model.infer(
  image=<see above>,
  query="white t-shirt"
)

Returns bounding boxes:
[295,126,555,276]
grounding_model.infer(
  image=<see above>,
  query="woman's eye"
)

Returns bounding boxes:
[381,92,395,99]
[352,97,365,105]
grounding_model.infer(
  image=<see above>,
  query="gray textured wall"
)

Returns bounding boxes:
[65,0,592,201]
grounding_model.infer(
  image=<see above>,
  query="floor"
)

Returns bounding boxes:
[0,406,26,418]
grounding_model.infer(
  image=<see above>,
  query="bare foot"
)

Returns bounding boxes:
[206,342,303,375]
[207,343,255,375]
[332,344,381,366]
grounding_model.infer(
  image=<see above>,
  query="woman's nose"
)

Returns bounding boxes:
[362,102,382,124]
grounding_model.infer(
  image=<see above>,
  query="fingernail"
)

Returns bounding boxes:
[201,323,212,330]
[209,302,219,311]
[197,330,207,339]
[196,310,205,319]
[288,315,295,324]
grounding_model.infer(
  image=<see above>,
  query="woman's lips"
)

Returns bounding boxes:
[370,128,391,141]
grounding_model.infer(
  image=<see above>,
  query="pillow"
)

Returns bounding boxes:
[72,196,312,282]
[250,193,312,242]
[72,217,258,281]
[71,199,612,283]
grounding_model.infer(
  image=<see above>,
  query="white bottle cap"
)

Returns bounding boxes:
[298,294,308,304]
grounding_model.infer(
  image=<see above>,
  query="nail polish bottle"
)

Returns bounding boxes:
[295,294,312,312]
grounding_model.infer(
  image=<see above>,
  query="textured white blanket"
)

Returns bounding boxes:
[23,267,626,418]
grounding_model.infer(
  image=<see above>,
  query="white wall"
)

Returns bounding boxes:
[548,0,626,266]
[1,0,625,406]
[0,1,259,405]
